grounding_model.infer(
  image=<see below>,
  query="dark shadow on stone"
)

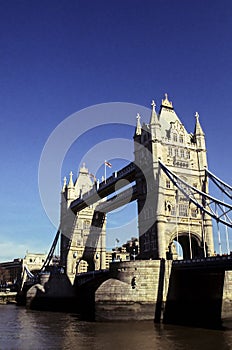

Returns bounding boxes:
[154,258,165,323]
[163,264,225,329]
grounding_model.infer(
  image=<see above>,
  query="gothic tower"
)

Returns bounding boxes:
[134,94,214,260]
[60,164,106,283]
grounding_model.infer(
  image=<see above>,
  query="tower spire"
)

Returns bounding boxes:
[62,176,67,192]
[150,100,159,125]
[135,113,142,135]
[68,171,74,187]
[194,112,204,136]
[150,99,161,142]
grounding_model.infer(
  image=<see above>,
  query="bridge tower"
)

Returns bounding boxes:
[60,164,106,282]
[134,94,214,260]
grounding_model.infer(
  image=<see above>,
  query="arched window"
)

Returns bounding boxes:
[173,133,177,142]
[179,204,188,217]
[180,149,184,158]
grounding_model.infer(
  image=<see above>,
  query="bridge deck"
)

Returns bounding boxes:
[71,162,136,213]
[173,255,232,270]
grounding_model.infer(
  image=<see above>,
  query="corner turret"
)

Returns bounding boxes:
[194,112,206,150]
[193,111,207,170]
[150,100,161,142]
[135,113,142,136]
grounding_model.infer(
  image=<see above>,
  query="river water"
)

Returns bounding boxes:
[1,305,232,350]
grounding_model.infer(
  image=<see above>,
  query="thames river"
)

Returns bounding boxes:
[1,304,232,349]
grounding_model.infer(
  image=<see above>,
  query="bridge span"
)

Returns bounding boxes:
[23,95,232,328]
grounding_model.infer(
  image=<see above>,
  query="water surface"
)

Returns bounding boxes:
[1,305,232,349]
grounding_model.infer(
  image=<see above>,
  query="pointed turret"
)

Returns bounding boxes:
[62,176,67,193]
[150,100,159,125]
[194,112,206,150]
[135,113,142,136]
[67,171,75,204]
[193,112,207,170]
[150,100,161,142]
[68,171,74,188]
[194,112,204,137]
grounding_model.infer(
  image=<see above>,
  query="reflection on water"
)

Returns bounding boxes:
[1,305,232,349]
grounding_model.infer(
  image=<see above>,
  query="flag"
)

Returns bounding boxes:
[104,161,112,168]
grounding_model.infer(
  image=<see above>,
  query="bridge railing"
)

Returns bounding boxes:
[172,254,232,266]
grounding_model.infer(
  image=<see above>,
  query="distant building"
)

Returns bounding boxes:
[122,237,139,259]
[0,252,57,287]
[23,252,47,272]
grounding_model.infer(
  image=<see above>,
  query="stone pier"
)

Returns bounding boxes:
[95,259,172,321]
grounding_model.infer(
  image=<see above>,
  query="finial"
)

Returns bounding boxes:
[151,100,156,111]
[136,113,141,121]
[195,112,199,120]
[83,162,86,168]
[162,93,173,108]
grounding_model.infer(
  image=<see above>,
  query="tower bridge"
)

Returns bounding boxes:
[59,93,218,279]
[27,94,232,327]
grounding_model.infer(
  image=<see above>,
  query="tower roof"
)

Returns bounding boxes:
[74,163,93,196]
[161,93,173,109]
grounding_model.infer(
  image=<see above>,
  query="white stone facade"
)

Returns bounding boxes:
[134,95,214,259]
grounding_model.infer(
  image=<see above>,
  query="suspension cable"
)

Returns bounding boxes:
[188,202,193,259]
[175,189,179,259]
[206,168,232,200]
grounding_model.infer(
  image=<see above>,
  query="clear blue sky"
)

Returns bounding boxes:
[0,0,231,261]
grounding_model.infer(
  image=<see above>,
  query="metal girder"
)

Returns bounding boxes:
[159,161,232,228]
[206,168,232,201]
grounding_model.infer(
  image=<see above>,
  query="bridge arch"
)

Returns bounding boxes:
[169,232,202,260]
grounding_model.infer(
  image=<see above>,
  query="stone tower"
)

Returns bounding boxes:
[60,164,106,283]
[134,94,214,260]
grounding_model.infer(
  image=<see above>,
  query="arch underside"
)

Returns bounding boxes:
[170,232,203,260]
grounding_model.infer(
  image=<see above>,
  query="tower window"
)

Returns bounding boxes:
[166,180,171,189]
[168,147,172,156]
[179,134,184,143]
[179,204,188,217]
[173,133,177,142]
